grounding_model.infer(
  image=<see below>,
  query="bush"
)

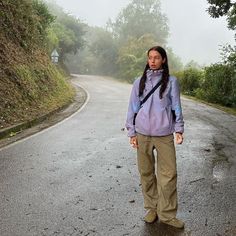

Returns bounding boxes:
[201,64,236,107]
[177,68,203,96]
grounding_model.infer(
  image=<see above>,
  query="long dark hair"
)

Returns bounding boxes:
[139,46,169,99]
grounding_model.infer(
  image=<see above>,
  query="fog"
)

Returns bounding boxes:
[53,0,235,65]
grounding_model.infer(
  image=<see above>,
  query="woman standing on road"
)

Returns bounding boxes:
[126,46,185,229]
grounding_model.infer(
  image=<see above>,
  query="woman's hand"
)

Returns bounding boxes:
[130,136,138,148]
[175,133,184,144]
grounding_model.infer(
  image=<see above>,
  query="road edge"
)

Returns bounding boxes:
[0,81,88,149]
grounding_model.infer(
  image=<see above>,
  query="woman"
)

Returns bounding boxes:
[126,46,184,229]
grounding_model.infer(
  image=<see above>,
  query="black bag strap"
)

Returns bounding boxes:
[140,80,162,106]
[133,80,162,125]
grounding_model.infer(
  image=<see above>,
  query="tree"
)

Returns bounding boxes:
[88,27,118,75]
[166,47,183,72]
[108,0,169,45]
[220,44,236,67]
[207,0,236,31]
[50,18,85,61]
[117,34,158,81]
[45,1,86,62]
[65,26,118,75]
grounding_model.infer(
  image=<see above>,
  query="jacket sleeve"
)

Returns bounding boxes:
[125,79,140,137]
[170,76,184,134]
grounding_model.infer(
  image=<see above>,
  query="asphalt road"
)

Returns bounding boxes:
[0,75,235,236]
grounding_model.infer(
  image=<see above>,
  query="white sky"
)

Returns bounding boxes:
[53,0,235,65]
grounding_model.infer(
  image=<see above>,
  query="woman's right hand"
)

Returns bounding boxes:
[130,136,138,148]
[175,132,184,144]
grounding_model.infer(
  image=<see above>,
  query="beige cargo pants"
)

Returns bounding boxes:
[137,133,177,221]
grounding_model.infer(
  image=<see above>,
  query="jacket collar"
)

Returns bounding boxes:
[146,69,163,80]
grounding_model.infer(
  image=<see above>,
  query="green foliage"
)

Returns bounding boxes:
[65,26,118,75]
[220,44,236,67]
[52,23,77,54]
[207,0,236,35]
[0,60,74,127]
[166,48,183,72]
[117,34,157,81]
[108,0,169,45]
[0,0,76,128]
[32,0,55,42]
[116,34,183,81]
[208,0,232,17]
[176,62,236,108]
[57,16,85,55]
[176,68,203,96]
[0,0,54,50]
[46,27,59,51]
[45,1,86,62]
[199,64,236,106]
[88,27,118,75]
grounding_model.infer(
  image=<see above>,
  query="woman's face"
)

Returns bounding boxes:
[148,50,166,70]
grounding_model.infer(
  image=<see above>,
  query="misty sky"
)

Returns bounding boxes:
[53,0,235,65]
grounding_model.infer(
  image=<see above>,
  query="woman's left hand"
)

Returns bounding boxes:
[175,133,183,144]
[130,136,138,148]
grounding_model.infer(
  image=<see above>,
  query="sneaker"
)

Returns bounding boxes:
[161,218,185,229]
[144,210,157,223]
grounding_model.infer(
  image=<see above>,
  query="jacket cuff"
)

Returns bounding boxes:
[175,125,184,134]
[127,128,136,137]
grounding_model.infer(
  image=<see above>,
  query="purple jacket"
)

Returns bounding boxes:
[126,69,184,137]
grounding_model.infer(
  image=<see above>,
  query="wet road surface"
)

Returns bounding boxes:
[0,75,236,236]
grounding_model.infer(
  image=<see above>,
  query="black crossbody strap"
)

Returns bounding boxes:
[133,80,162,125]
[140,80,162,106]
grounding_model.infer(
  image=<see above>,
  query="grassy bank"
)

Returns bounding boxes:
[0,1,76,130]
[0,33,75,130]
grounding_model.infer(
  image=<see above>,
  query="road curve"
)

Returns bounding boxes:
[0,75,235,236]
